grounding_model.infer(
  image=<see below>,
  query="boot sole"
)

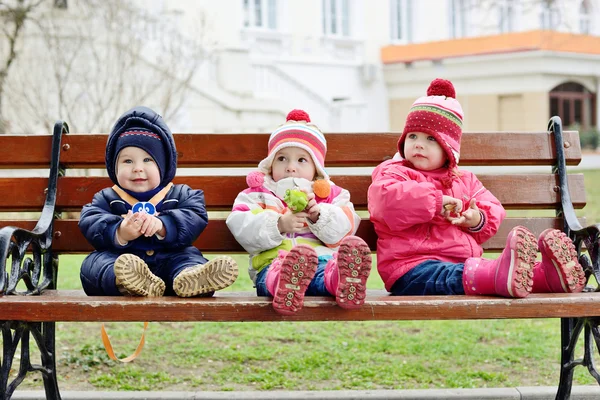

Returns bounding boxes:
[538,229,585,293]
[335,237,372,309]
[173,257,239,297]
[272,245,318,316]
[498,226,537,298]
[114,254,165,297]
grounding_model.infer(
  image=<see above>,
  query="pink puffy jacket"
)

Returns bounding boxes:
[368,160,506,291]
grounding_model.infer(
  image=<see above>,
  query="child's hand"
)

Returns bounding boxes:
[303,190,321,223]
[449,199,482,228]
[117,210,143,242]
[278,210,308,234]
[441,195,463,217]
[138,213,166,237]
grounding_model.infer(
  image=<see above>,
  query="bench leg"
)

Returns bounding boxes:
[555,317,600,400]
[1,321,61,400]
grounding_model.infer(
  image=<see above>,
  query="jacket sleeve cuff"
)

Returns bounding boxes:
[468,210,487,232]
[435,191,444,215]
[307,203,334,233]
[267,212,285,242]
[158,215,178,243]
[114,232,129,247]
[107,222,132,249]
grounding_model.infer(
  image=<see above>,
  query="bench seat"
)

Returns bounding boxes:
[3,290,600,322]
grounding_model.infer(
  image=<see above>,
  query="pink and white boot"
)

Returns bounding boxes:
[463,226,538,298]
[324,236,372,309]
[531,229,586,293]
[266,245,318,315]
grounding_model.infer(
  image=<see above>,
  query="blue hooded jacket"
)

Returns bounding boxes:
[79,106,207,253]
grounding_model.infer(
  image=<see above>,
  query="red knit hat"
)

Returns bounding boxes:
[398,78,464,169]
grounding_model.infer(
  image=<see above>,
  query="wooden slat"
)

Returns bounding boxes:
[0,132,581,168]
[0,290,599,322]
[0,174,586,211]
[0,217,580,253]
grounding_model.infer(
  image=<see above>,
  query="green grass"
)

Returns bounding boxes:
[575,169,600,222]
[13,170,600,392]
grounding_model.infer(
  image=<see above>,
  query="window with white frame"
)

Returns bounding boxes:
[243,0,278,30]
[540,0,559,30]
[449,0,468,38]
[390,0,412,43]
[498,0,516,33]
[579,0,591,34]
[322,0,351,37]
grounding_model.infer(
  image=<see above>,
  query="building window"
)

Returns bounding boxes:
[322,0,351,37]
[498,0,516,33]
[449,0,469,39]
[579,0,591,34]
[549,82,596,129]
[390,0,412,43]
[243,0,278,30]
[540,0,559,30]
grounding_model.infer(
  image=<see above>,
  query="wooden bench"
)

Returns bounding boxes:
[0,117,599,400]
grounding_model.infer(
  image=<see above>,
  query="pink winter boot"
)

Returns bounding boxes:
[324,236,372,309]
[266,245,318,315]
[531,229,586,293]
[463,226,537,298]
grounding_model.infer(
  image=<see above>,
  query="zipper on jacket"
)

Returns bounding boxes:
[291,232,297,247]
[425,225,431,240]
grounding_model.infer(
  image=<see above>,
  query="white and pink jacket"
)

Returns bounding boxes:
[368,160,506,292]
[226,175,361,283]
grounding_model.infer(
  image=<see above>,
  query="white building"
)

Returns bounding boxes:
[157,0,393,133]
[383,0,600,133]
[3,0,600,134]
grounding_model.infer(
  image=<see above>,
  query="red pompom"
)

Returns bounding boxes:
[286,109,311,122]
[426,78,456,98]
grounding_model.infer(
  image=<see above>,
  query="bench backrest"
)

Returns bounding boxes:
[0,122,585,258]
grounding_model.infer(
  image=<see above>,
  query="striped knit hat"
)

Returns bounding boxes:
[398,78,464,169]
[113,128,166,180]
[258,109,329,179]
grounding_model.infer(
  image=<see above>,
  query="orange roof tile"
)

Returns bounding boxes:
[381,30,600,64]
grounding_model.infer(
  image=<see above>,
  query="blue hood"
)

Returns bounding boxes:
[105,106,177,188]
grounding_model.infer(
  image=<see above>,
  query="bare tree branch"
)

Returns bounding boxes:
[0,0,46,133]
[3,0,206,133]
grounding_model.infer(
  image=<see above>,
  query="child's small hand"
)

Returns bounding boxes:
[278,210,308,234]
[138,214,165,237]
[117,210,143,242]
[441,195,463,217]
[302,190,320,222]
[449,199,482,228]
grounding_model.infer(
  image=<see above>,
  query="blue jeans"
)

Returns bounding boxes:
[390,260,465,296]
[255,255,333,297]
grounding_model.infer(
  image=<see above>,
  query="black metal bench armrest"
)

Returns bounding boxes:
[568,223,600,290]
[0,121,67,295]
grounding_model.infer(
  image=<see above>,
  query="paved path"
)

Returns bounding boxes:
[12,386,600,400]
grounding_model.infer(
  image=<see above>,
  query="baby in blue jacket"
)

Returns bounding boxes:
[79,106,238,297]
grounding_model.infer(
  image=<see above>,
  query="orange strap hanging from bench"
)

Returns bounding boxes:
[101,322,148,363]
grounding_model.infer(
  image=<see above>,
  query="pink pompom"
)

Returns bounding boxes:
[426,78,456,98]
[286,109,311,122]
[246,171,265,188]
